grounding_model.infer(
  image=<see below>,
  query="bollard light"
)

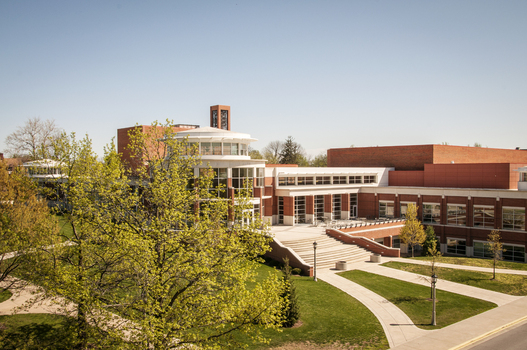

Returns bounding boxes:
[313,241,318,282]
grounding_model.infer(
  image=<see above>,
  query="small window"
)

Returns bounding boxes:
[364,175,376,184]
[349,175,363,184]
[316,176,330,185]
[333,176,347,184]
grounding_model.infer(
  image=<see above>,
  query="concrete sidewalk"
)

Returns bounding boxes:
[317,269,427,348]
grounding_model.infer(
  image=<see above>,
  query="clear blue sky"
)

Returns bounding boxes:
[1,0,526,157]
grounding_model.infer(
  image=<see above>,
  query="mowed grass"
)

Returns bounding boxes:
[410,256,527,271]
[55,215,74,239]
[233,264,388,349]
[383,261,527,296]
[0,314,76,350]
[1,263,388,349]
[338,270,496,330]
[0,289,12,303]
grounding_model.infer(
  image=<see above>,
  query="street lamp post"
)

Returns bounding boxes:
[313,241,317,282]
[431,273,437,326]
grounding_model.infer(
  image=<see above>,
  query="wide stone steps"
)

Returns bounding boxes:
[280,235,372,270]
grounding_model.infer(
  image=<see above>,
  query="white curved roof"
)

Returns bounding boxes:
[174,127,257,142]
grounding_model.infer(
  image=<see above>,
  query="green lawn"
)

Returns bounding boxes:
[338,270,496,330]
[409,256,527,271]
[232,264,389,349]
[0,314,76,350]
[1,263,389,350]
[0,289,12,303]
[383,261,527,296]
[55,215,74,239]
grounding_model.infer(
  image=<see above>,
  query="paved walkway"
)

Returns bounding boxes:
[270,225,527,349]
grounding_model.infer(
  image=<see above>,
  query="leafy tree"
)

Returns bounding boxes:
[280,258,300,328]
[30,134,133,348]
[34,123,285,349]
[0,161,58,292]
[249,147,263,159]
[421,226,437,256]
[4,117,62,159]
[487,230,505,280]
[279,136,304,165]
[262,140,283,164]
[399,203,426,258]
[474,142,482,147]
[309,153,327,167]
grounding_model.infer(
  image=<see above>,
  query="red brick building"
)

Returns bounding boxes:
[328,145,527,262]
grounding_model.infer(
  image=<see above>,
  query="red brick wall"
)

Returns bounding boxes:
[389,171,425,186]
[433,145,527,164]
[328,145,435,170]
[328,144,527,171]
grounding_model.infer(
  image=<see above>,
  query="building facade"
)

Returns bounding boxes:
[117,106,527,262]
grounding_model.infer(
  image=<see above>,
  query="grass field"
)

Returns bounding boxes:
[0,263,389,350]
[232,263,388,349]
[409,256,527,271]
[383,261,527,296]
[338,270,496,330]
[0,289,12,303]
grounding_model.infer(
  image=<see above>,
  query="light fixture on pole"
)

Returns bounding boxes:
[431,273,437,326]
[313,241,318,282]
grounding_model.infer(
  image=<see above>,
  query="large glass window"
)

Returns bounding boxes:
[503,208,526,231]
[400,202,416,218]
[332,194,341,220]
[473,206,495,228]
[503,244,526,262]
[212,142,222,155]
[447,238,466,255]
[295,196,306,224]
[315,195,324,221]
[423,203,441,224]
[392,236,401,249]
[256,168,264,187]
[201,142,212,155]
[240,144,248,156]
[379,201,394,218]
[475,241,526,263]
[278,197,284,224]
[232,168,253,193]
[199,168,227,198]
[447,205,466,226]
[350,193,358,217]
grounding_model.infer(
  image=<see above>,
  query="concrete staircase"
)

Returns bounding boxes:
[279,235,372,269]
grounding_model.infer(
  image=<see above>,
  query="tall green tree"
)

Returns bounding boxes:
[487,230,505,280]
[421,226,437,257]
[279,136,304,165]
[399,203,426,258]
[281,258,300,328]
[121,123,285,349]
[309,153,327,167]
[31,134,133,349]
[34,123,285,349]
[0,161,58,292]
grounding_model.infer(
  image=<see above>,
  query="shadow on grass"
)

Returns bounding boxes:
[0,316,77,350]
[389,296,424,304]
